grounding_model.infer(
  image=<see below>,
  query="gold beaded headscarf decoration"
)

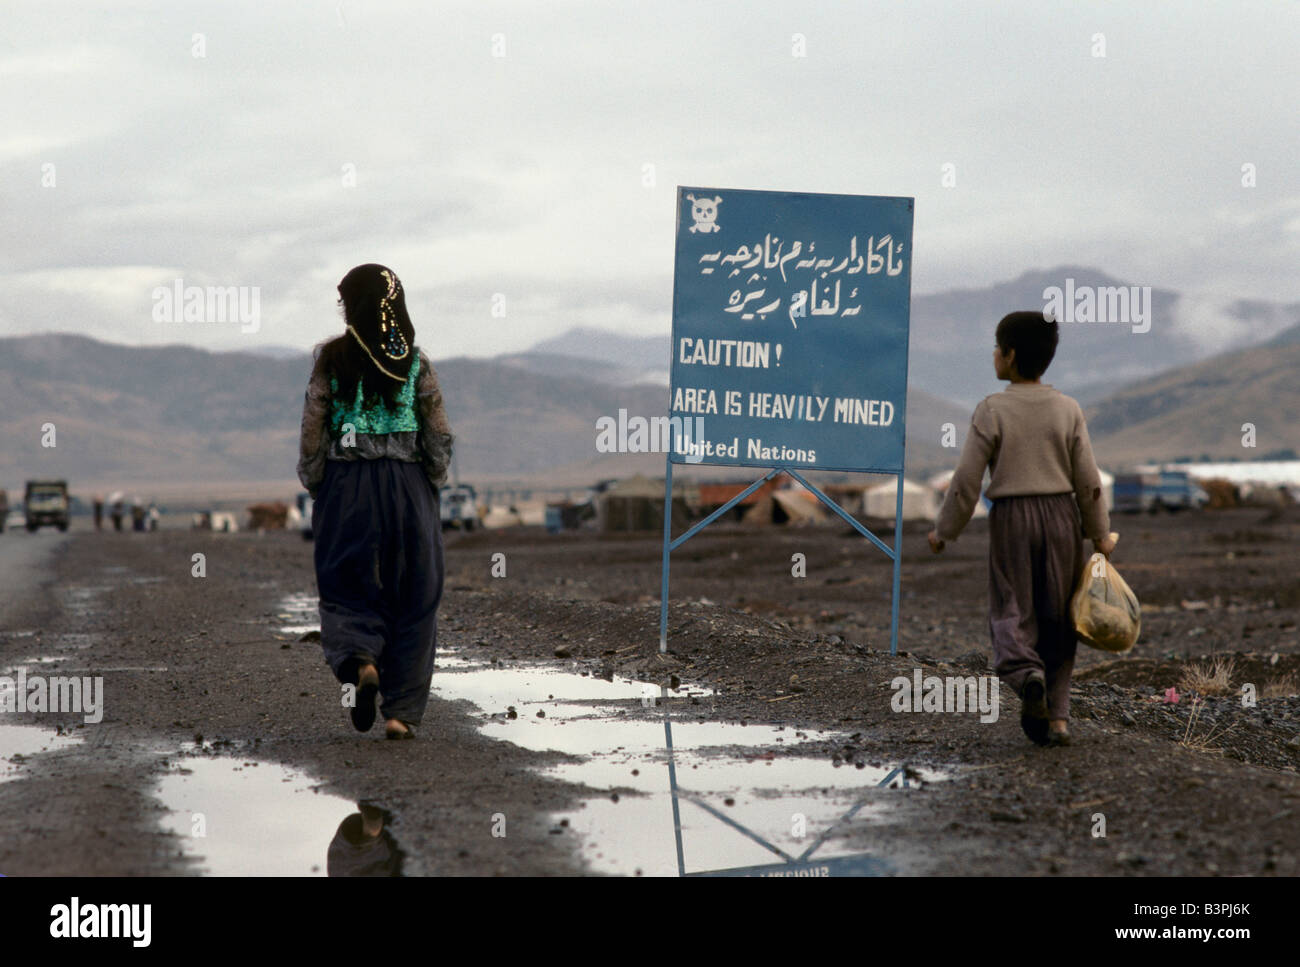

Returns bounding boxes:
[375,269,410,362]
[338,264,414,384]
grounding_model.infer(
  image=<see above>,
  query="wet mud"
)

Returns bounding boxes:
[1,506,1298,875]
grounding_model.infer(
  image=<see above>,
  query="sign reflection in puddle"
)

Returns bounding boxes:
[432,649,949,876]
[274,593,948,877]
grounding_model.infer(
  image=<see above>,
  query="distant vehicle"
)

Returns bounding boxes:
[25,480,70,532]
[192,510,240,533]
[1113,470,1208,514]
[440,484,480,531]
[296,492,314,541]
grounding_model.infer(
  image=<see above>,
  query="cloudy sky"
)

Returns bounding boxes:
[2,0,1297,358]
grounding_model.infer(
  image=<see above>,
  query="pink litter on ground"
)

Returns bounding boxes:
[1164,687,1180,704]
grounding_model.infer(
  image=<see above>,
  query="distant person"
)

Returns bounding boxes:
[111,499,124,532]
[298,264,454,740]
[131,501,146,532]
[927,311,1115,747]
[93,495,104,531]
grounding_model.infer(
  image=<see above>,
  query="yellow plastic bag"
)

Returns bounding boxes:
[1071,533,1140,653]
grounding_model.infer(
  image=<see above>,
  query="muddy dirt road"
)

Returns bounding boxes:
[2,506,1298,876]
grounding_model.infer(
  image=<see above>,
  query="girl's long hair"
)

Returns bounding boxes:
[317,263,417,407]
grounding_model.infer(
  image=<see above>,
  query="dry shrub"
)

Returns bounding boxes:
[1178,655,1236,697]
[1178,696,1235,754]
[1261,672,1299,699]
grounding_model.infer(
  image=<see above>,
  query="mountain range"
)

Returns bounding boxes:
[2,266,1296,497]
[522,268,1300,409]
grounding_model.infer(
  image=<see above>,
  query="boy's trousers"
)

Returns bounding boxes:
[987,493,1087,720]
[313,458,445,727]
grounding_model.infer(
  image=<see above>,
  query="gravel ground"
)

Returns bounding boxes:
[1,504,1298,875]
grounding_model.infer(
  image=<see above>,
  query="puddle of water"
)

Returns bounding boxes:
[434,654,711,724]
[549,748,946,876]
[276,592,320,636]
[154,756,389,876]
[434,652,479,670]
[429,646,948,876]
[0,724,83,782]
[286,595,950,876]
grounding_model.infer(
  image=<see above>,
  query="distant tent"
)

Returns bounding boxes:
[698,479,781,522]
[863,478,938,520]
[481,505,524,529]
[514,499,547,526]
[247,501,289,529]
[927,469,955,492]
[1097,468,1114,511]
[742,489,828,526]
[597,475,690,532]
[927,469,988,518]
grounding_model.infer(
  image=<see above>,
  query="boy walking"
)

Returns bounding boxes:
[928,311,1115,746]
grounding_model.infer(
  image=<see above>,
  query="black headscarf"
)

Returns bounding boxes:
[319,263,417,406]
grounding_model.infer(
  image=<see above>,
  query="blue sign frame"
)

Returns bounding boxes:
[659,187,915,656]
[662,712,907,877]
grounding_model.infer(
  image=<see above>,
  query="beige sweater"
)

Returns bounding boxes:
[934,382,1110,543]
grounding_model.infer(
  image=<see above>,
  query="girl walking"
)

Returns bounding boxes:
[928,311,1115,747]
[297,264,454,740]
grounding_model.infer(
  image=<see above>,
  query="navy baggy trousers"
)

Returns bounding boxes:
[313,458,444,726]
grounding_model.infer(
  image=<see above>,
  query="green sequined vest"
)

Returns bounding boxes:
[328,354,420,436]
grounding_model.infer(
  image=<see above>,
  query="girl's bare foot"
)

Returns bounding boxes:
[385,718,414,740]
[350,662,380,733]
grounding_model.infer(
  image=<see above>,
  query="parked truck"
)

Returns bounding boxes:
[1113,470,1208,514]
[440,484,480,531]
[25,479,70,531]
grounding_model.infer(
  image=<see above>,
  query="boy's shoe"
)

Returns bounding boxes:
[1020,714,1050,746]
[1047,727,1072,747]
[1020,673,1049,718]
[1020,673,1050,746]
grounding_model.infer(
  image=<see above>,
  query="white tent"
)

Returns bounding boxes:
[863,478,938,520]
[514,499,547,526]
[927,469,988,518]
[1097,468,1114,511]
[481,505,523,528]
[927,470,956,491]
[742,489,829,526]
